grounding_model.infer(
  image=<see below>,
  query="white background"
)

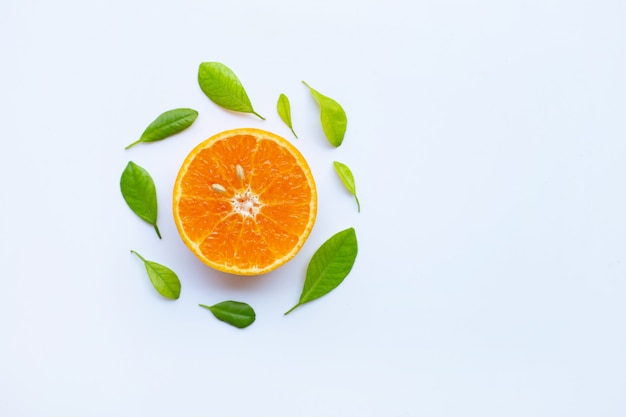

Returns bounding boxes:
[1,0,625,416]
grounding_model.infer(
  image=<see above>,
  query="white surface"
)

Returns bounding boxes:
[1,0,626,416]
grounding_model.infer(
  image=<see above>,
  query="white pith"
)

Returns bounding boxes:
[230,188,262,218]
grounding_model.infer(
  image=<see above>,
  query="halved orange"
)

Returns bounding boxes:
[172,128,317,275]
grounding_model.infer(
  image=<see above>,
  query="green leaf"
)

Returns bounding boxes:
[130,250,181,299]
[285,227,358,315]
[302,81,347,147]
[126,108,198,149]
[333,161,361,212]
[276,93,297,138]
[198,62,264,120]
[200,301,256,328]
[120,161,161,238]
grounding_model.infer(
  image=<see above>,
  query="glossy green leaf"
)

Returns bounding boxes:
[302,81,347,147]
[198,62,264,119]
[120,161,161,238]
[130,250,181,299]
[276,93,297,138]
[125,108,198,149]
[200,301,256,328]
[285,227,358,315]
[333,161,360,212]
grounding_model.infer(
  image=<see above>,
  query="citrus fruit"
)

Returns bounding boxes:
[172,128,317,275]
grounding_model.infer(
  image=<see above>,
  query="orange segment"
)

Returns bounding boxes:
[172,128,317,275]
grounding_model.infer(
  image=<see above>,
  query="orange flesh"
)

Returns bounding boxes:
[173,128,317,275]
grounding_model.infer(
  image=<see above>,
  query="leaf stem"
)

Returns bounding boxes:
[252,111,265,120]
[125,139,142,150]
[130,250,146,263]
[153,224,162,239]
[355,195,361,213]
[284,303,300,315]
